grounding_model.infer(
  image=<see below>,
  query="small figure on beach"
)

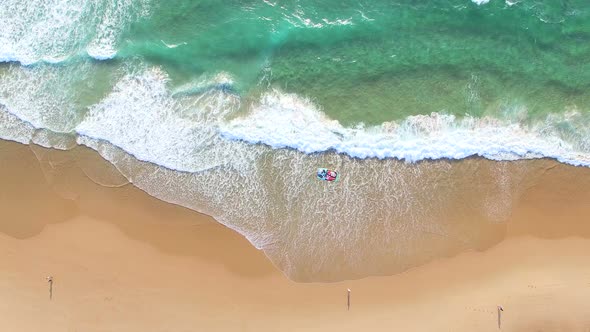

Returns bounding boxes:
[497,305,504,329]
[46,276,53,300]
[317,168,339,182]
[347,288,351,311]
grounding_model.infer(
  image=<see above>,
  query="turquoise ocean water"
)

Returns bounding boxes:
[1,0,590,281]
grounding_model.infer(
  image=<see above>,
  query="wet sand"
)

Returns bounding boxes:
[1,140,590,331]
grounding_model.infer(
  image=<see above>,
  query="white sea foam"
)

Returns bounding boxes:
[1,63,588,281]
[87,0,150,61]
[0,63,99,133]
[0,106,36,144]
[161,40,188,49]
[86,47,118,61]
[3,63,590,171]
[0,0,148,65]
[76,67,256,173]
[2,60,590,172]
[505,0,518,6]
[221,90,590,167]
[284,5,355,30]
[472,0,491,5]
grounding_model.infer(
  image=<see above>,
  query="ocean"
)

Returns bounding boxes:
[1,0,589,281]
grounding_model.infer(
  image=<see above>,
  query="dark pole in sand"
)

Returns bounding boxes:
[347,288,351,310]
[497,305,504,329]
[47,276,53,300]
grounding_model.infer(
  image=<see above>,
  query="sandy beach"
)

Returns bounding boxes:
[2,140,590,331]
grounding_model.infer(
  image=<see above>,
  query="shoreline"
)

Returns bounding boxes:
[2,140,590,330]
[5,139,590,277]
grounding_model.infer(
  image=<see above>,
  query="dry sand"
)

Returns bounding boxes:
[1,140,590,331]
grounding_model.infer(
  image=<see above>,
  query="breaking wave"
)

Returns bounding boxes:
[0,0,149,65]
[3,63,589,172]
[221,90,590,167]
[0,61,589,281]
